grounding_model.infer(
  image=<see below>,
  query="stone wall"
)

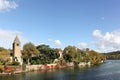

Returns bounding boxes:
[66,62,74,67]
[26,64,58,71]
[78,62,91,67]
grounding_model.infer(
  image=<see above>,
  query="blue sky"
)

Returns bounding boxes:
[0,0,120,52]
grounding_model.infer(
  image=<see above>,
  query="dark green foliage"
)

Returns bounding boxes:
[30,60,36,64]
[0,68,3,73]
[22,43,106,65]
[63,45,78,62]
[30,55,49,65]
[34,44,59,64]
[63,54,72,62]
[104,51,120,60]
[11,61,20,66]
[0,65,4,73]
[22,63,26,71]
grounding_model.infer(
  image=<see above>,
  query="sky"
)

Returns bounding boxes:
[0,0,120,52]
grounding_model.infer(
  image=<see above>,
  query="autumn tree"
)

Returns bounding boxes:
[87,50,103,65]
[22,43,39,64]
[0,47,11,65]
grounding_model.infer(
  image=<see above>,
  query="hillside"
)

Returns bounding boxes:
[104,51,120,60]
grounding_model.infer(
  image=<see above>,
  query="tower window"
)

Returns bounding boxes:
[17,44,19,46]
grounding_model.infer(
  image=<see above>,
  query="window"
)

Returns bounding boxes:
[17,44,19,46]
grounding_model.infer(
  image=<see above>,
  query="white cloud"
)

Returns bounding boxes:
[93,29,120,52]
[0,0,18,12]
[35,43,45,46]
[54,40,62,46]
[77,42,87,49]
[93,29,103,38]
[0,29,28,49]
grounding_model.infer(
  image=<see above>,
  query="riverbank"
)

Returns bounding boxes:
[0,60,117,80]
[0,60,105,75]
[0,63,65,75]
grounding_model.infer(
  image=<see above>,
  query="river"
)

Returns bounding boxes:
[1,60,120,80]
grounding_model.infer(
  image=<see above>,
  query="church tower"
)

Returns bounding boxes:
[13,36,22,65]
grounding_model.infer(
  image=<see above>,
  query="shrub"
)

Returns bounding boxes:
[0,65,4,73]
[30,60,36,65]
[22,63,26,71]
[11,61,20,66]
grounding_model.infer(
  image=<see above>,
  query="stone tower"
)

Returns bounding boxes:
[13,36,22,65]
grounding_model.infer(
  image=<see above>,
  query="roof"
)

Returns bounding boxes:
[13,36,21,43]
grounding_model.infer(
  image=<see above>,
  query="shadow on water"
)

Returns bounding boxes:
[0,74,16,80]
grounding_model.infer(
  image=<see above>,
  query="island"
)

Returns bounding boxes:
[0,36,106,74]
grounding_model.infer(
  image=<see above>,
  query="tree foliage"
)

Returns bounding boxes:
[87,50,106,65]
[63,45,88,63]
[63,45,78,62]
[0,43,106,66]
[104,51,120,60]
[22,43,39,64]
[31,45,59,64]
[63,46,106,65]
[0,47,11,65]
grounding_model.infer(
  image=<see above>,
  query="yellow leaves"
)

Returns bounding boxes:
[0,47,10,56]
[0,47,11,65]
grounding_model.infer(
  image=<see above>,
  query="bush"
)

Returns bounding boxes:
[22,63,26,71]
[30,60,36,65]
[0,65,4,73]
[36,59,41,64]
[11,61,20,66]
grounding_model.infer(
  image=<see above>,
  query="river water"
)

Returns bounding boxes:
[1,60,120,80]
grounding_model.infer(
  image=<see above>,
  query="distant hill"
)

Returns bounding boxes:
[104,51,120,60]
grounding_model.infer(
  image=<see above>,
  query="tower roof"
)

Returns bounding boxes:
[14,36,20,43]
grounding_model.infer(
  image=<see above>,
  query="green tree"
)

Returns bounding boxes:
[80,51,90,62]
[63,45,78,62]
[55,48,63,59]
[22,43,39,64]
[36,44,59,64]
[88,50,103,65]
